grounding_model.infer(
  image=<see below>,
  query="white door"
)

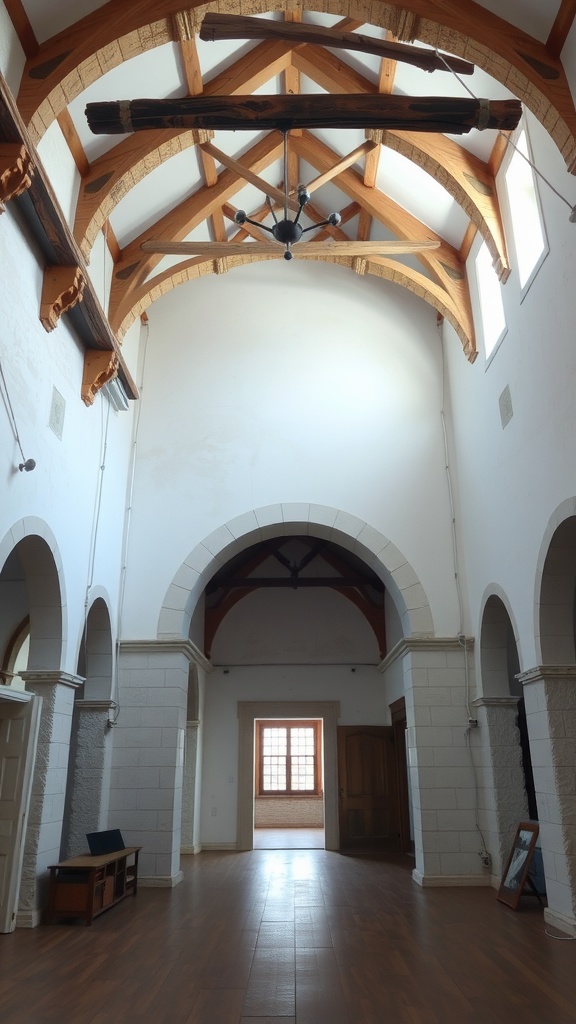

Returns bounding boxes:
[0,696,41,933]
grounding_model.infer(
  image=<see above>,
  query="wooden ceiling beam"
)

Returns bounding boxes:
[292,131,458,271]
[173,17,204,97]
[109,131,284,332]
[110,244,474,359]
[374,127,510,279]
[357,207,373,242]
[200,140,300,213]
[200,14,474,73]
[291,44,378,95]
[546,0,576,60]
[87,95,520,134]
[56,109,89,177]
[291,130,474,355]
[304,141,379,193]
[3,0,38,59]
[16,0,576,171]
[73,40,293,256]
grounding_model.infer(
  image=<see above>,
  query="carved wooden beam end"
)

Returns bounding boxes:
[81,350,119,406]
[40,265,86,331]
[0,143,34,212]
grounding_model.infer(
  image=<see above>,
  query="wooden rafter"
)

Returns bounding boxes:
[15,0,576,170]
[292,132,470,298]
[204,538,387,658]
[73,39,292,256]
[74,36,507,287]
[372,128,510,279]
[173,10,226,242]
[108,131,285,330]
[200,141,300,213]
[360,30,398,239]
[547,0,576,60]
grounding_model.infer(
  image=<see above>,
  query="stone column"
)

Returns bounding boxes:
[61,699,116,858]
[111,639,209,886]
[17,670,83,927]
[399,638,491,887]
[518,665,576,935]
[469,697,528,879]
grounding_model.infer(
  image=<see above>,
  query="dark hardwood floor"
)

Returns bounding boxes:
[1,848,575,1024]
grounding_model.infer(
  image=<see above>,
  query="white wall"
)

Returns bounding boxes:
[443,109,576,673]
[0,205,136,675]
[121,260,462,640]
[0,1,25,94]
[210,587,380,665]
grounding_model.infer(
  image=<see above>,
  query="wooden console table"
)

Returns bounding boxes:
[46,847,141,925]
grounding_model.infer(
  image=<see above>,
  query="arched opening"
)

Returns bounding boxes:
[480,595,536,821]
[0,530,63,928]
[196,528,411,852]
[62,597,115,858]
[539,516,576,666]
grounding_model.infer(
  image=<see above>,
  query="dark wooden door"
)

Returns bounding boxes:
[337,726,400,851]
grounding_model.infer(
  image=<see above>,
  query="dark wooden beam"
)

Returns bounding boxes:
[86,95,523,136]
[199,14,475,75]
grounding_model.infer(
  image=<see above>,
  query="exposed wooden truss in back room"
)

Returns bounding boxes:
[1,0,576,377]
[204,536,387,659]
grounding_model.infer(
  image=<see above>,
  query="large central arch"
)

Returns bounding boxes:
[157,502,435,643]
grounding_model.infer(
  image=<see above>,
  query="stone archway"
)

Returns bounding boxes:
[0,520,77,926]
[158,502,434,641]
[62,593,116,858]
[518,503,576,935]
[0,519,66,673]
[474,589,531,877]
[156,503,442,866]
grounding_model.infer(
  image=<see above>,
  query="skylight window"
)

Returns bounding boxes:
[504,128,548,290]
[475,242,507,359]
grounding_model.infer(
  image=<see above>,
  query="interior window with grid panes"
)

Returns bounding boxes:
[261,724,317,794]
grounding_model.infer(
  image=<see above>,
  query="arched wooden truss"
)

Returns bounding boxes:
[14,0,576,361]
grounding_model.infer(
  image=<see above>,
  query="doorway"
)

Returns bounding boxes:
[253,718,325,849]
[237,701,340,851]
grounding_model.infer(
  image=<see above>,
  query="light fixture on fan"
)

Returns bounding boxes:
[234,137,342,260]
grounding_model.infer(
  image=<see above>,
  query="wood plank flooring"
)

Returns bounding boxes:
[1,848,575,1024]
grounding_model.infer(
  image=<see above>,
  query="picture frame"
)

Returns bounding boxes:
[497,821,540,910]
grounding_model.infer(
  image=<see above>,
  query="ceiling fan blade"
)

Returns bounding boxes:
[141,240,441,257]
[200,14,475,76]
[87,95,522,136]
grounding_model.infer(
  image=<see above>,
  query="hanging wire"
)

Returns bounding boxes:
[0,357,35,470]
[434,50,576,221]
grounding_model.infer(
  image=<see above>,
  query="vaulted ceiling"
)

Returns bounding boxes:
[2,0,575,384]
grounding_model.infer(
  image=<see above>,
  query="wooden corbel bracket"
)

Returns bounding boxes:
[40,265,86,332]
[0,142,34,212]
[81,350,119,406]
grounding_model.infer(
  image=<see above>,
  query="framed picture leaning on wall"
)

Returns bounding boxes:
[497,821,540,910]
